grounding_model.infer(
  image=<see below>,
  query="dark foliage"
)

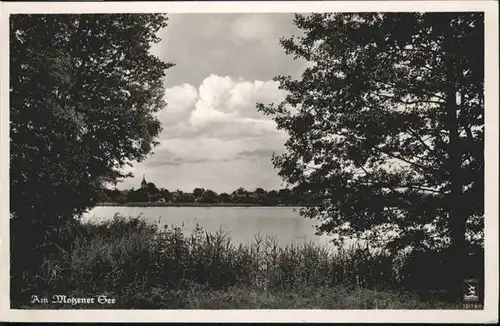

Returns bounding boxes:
[10,14,173,225]
[9,14,173,302]
[257,13,484,296]
[257,13,484,299]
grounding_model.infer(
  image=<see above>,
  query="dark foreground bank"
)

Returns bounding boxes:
[10,216,481,309]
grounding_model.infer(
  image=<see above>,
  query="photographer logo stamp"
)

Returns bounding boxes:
[463,279,483,310]
[463,279,479,302]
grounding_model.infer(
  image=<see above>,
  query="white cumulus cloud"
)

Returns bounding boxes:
[159,83,198,126]
[123,74,289,192]
[159,74,287,140]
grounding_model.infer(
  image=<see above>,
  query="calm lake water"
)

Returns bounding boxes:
[82,206,335,248]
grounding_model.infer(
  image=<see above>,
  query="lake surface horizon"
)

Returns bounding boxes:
[82,206,336,248]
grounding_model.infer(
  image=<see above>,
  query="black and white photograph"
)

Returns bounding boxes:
[1,1,498,323]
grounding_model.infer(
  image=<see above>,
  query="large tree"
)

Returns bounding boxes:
[10,14,173,224]
[258,13,483,293]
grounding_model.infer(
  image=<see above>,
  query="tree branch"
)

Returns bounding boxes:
[376,147,436,174]
[374,92,444,106]
[407,127,437,155]
[405,185,446,195]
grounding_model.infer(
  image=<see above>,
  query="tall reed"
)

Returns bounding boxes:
[10,214,481,308]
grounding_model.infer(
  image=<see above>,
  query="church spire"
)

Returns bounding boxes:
[141,173,147,188]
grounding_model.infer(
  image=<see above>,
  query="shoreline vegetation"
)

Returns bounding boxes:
[11,215,478,309]
[97,180,324,207]
[96,202,303,208]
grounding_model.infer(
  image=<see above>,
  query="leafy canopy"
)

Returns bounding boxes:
[10,14,174,223]
[258,13,484,253]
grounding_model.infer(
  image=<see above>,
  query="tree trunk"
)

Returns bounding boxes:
[444,19,467,301]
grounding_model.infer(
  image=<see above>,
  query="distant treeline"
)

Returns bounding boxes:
[98,181,322,206]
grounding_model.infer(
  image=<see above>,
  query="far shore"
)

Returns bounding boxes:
[96,202,305,208]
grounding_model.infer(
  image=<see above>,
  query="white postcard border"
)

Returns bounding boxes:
[1,1,498,323]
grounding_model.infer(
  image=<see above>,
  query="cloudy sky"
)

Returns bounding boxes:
[119,14,308,193]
